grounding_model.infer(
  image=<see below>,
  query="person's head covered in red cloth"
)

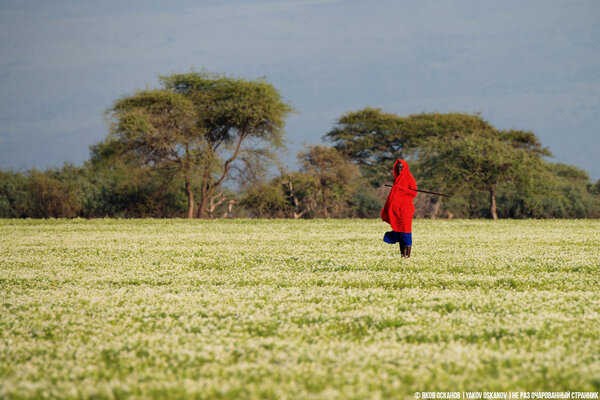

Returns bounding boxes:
[393,159,411,186]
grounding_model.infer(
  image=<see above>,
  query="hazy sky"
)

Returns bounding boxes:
[1,0,599,178]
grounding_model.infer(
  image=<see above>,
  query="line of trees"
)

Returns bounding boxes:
[1,71,599,219]
[324,108,600,219]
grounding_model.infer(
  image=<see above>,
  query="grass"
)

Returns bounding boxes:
[0,218,599,399]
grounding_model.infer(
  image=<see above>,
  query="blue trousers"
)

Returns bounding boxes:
[383,231,412,246]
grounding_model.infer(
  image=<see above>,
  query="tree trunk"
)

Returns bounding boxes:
[207,192,227,218]
[284,179,301,219]
[198,133,246,219]
[185,182,194,219]
[321,186,328,218]
[222,200,237,218]
[490,187,498,220]
[431,197,443,219]
[198,182,209,218]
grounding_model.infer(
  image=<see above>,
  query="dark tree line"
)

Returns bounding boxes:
[1,72,599,219]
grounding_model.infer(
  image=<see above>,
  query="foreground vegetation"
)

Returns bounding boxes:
[1,219,599,399]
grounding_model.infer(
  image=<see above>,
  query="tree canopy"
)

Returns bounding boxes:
[99,71,293,218]
[325,108,410,185]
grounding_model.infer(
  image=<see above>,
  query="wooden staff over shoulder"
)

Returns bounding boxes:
[385,184,452,198]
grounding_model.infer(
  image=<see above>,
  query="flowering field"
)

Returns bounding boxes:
[1,219,599,399]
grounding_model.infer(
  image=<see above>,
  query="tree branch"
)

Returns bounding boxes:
[214,131,247,188]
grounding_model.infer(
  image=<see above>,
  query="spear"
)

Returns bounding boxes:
[385,184,452,198]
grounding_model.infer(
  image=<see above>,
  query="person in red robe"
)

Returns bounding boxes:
[381,159,417,258]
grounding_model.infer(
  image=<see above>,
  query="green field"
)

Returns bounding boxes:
[1,219,599,399]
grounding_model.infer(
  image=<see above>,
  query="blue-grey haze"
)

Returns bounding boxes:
[1,0,599,178]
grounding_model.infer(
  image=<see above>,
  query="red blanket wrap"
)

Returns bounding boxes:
[381,159,417,233]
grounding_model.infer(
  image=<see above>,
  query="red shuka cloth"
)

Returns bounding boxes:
[381,159,417,233]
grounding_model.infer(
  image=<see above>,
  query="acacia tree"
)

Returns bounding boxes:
[326,110,555,219]
[326,111,499,216]
[103,71,293,218]
[298,145,360,218]
[418,129,550,219]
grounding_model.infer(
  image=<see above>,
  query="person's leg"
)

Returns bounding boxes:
[400,232,412,258]
[399,242,406,256]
